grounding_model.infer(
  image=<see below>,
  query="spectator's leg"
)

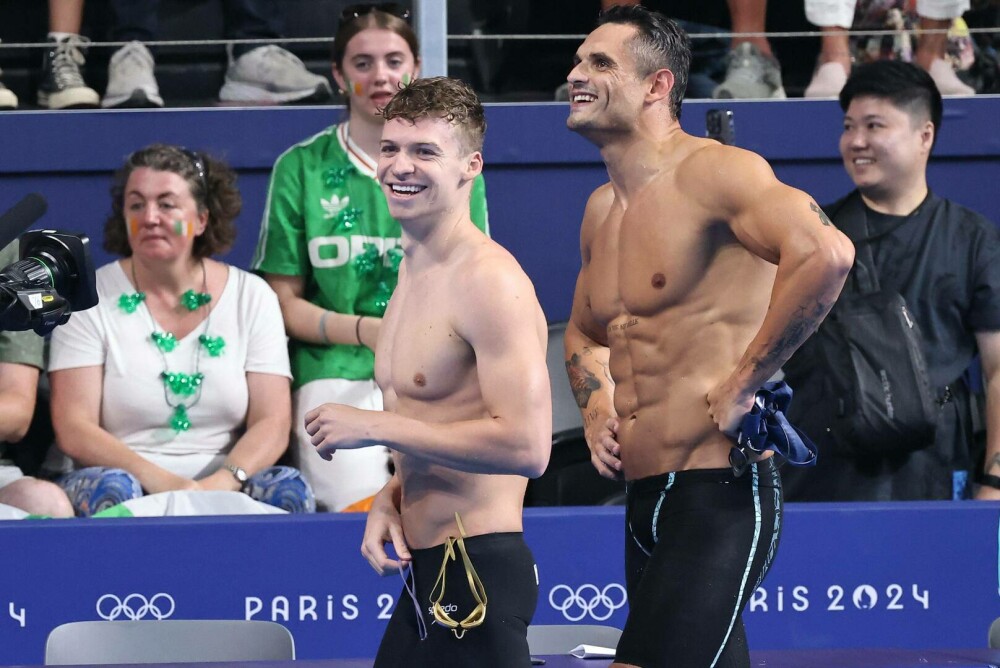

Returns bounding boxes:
[218,0,332,104]
[244,465,316,513]
[38,0,100,109]
[103,0,163,108]
[59,467,143,517]
[0,478,74,517]
[108,0,159,43]
[914,0,973,94]
[713,0,786,98]
[803,0,855,97]
[223,0,282,59]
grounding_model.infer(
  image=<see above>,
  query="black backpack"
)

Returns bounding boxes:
[784,194,939,458]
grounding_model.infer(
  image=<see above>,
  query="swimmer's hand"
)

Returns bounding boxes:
[585,414,623,480]
[305,403,375,459]
[361,484,410,576]
[706,381,756,438]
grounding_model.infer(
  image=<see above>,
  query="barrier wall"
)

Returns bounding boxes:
[0,503,997,664]
[1,98,998,322]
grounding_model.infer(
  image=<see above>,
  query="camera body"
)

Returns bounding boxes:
[0,230,98,335]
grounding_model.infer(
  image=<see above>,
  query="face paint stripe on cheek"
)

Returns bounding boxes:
[402,73,411,86]
[353,82,363,96]
[128,218,141,238]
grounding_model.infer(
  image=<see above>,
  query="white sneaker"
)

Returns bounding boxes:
[713,43,787,99]
[804,62,849,98]
[218,44,333,104]
[927,57,974,96]
[0,71,17,109]
[103,41,163,108]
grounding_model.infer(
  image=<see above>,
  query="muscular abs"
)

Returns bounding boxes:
[579,188,775,478]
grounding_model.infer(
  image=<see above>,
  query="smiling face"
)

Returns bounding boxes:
[334,28,419,120]
[840,96,933,202]
[566,23,650,141]
[123,167,207,262]
[377,116,482,225]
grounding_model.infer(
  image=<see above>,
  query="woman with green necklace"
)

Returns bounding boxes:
[48,144,314,516]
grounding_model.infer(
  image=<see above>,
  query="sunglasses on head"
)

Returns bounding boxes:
[177,147,208,195]
[340,3,411,22]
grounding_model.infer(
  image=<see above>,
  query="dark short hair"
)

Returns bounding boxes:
[840,60,943,148]
[596,5,691,120]
[381,76,486,153]
[332,6,419,75]
[105,144,240,259]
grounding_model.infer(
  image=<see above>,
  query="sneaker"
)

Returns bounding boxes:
[804,61,849,98]
[37,34,100,109]
[103,41,164,108]
[927,57,974,96]
[713,42,786,100]
[218,44,333,104]
[0,70,17,109]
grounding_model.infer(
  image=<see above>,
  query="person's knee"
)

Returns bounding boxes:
[0,477,74,517]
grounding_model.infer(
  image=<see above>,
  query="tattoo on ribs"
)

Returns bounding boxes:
[810,201,833,227]
[566,353,603,408]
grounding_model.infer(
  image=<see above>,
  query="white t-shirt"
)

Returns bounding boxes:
[49,262,291,479]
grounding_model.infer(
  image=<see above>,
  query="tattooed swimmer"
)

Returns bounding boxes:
[563,7,855,668]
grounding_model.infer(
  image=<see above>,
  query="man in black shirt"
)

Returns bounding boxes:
[783,60,1000,501]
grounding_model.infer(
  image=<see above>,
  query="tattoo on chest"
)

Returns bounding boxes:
[810,202,833,227]
[609,318,639,332]
[566,353,602,408]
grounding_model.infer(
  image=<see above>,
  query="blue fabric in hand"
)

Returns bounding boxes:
[729,381,818,477]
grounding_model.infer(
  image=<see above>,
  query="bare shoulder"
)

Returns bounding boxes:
[451,239,540,329]
[581,182,615,238]
[676,141,781,215]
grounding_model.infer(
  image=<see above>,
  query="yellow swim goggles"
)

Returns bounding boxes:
[429,512,488,639]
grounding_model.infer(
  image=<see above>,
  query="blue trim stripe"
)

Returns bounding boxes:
[711,463,762,668]
[650,473,675,546]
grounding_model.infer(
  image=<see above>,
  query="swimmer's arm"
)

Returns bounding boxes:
[702,149,855,423]
[353,263,551,478]
[565,277,616,429]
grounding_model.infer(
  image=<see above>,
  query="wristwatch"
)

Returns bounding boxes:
[224,463,249,487]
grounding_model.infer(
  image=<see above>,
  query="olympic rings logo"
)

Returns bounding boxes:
[96,593,176,621]
[548,584,627,621]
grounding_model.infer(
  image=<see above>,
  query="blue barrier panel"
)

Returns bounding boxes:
[1,99,997,322]
[0,502,996,664]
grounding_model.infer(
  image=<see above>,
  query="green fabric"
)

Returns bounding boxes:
[252,124,490,389]
[91,504,135,518]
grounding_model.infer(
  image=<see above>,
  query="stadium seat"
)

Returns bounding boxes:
[44,619,294,665]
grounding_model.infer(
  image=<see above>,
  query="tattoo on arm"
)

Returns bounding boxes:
[566,353,602,408]
[750,300,830,373]
[810,202,833,227]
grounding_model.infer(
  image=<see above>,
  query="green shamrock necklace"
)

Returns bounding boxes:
[120,260,226,432]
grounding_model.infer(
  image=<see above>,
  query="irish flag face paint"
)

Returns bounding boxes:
[172,219,195,237]
[127,218,142,238]
[352,81,363,96]
[402,73,411,86]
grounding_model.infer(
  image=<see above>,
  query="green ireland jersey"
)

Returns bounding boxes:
[252,122,490,389]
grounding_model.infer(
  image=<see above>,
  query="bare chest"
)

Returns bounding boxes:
[591,191,721,322]
[374,274,475,403]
